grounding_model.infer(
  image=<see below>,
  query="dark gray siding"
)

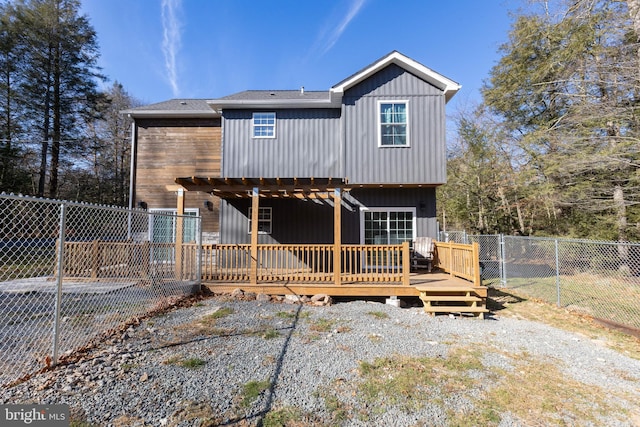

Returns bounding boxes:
[342,188,438,242]
[220,188,437,244]
[221,109,341,178]
[343,64,447,185]
[220,198,334,244]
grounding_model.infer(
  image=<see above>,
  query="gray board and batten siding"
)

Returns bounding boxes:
[220,64,447,186]
[218,63,447,245]
[221,108,342,179]
[343,63,447,185]
[219,187,437,245]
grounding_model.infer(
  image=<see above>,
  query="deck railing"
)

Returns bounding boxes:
[59,240,481,287]
[433,241,481,286]
[60,240,189,280]
[196,242,410,285]
[60,240,412,285]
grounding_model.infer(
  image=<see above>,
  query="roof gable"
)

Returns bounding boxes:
[331,51,460,102]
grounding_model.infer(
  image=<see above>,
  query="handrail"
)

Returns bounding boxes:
[60,240,412,285]
[433,241,481,286]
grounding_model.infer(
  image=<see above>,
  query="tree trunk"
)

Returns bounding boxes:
[48,1,61,198]
[37,44,53,197]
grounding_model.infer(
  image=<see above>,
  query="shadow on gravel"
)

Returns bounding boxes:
[219,293,304,427]
[486,287,527,312]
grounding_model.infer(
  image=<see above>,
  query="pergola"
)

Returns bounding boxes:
[174,176,350,285]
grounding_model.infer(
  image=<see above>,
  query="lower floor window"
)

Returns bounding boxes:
[361,208,415,245]
[248,207,272,234]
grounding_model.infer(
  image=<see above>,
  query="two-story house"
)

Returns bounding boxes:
[127,50,458,242]
[125,51,465,294]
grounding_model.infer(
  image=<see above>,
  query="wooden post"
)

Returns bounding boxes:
[448,241,454,277]
[176,188,184,279]
[402,241,410,286]
[250,187,259,285]
[91,239,100,280]
[142,240,150,279]
[333,188,341,286]
[472,242,481,287]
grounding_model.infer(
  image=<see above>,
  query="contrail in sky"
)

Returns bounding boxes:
[161,0,182,97]
[318,0,367,56]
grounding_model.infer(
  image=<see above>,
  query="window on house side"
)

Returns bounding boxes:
[379,102,408,147]
[252,112,276,138]
[361,208,415,245]
[248,207,272,234]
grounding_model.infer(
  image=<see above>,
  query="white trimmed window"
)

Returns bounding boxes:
[359,207,415,245]
[378,101,408,147]
[248,207,272,234]
[252,112,276,138]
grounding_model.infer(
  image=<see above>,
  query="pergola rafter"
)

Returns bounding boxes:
[175,176,349,285]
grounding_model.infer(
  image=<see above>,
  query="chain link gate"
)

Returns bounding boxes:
[0,194,202,386]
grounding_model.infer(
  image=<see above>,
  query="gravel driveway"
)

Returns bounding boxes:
[1,292,639,426]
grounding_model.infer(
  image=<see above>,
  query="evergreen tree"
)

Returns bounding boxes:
[0,0,29,192]
[482,0,640,240]
[14,0,103,198]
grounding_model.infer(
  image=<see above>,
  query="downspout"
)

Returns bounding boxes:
[128,118,137,211]
[127,118,137,239]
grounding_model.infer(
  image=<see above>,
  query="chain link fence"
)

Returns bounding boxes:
[502,236,640,330]
[0,193,201,386]
[439,231,640,331]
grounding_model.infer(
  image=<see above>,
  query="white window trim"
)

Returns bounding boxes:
[377,100,410,148]
[252,112,276,139]
[248,207,272,234]
[359,207,416,245]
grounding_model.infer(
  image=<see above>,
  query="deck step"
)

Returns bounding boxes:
[422,305,488,313]
[415,286,487,298]
[420,295,482,302]
[416,285,488,319]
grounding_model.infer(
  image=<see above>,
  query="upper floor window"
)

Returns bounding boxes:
[253,112,276,138]
[379,101,408,147]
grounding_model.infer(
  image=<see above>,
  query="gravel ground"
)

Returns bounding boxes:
[1,292,639,426]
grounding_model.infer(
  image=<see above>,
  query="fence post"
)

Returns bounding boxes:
[500,234,506,287]
[52,203,67,367]
[555,239,561,307]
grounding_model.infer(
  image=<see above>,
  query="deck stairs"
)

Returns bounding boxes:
[415,285,488,319]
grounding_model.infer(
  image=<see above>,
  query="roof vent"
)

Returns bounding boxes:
[180,101,187,105]
[300,86,304,94]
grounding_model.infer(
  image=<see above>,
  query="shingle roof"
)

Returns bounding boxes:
[124,51,460,117]
[122,99,217,118]
[219,90,330,101]
[142,99,212,111]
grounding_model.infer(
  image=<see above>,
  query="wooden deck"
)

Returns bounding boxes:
[58,239,488,316]
[202,270,483,298]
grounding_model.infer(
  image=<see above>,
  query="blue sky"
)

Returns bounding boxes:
[81,0,517,113]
